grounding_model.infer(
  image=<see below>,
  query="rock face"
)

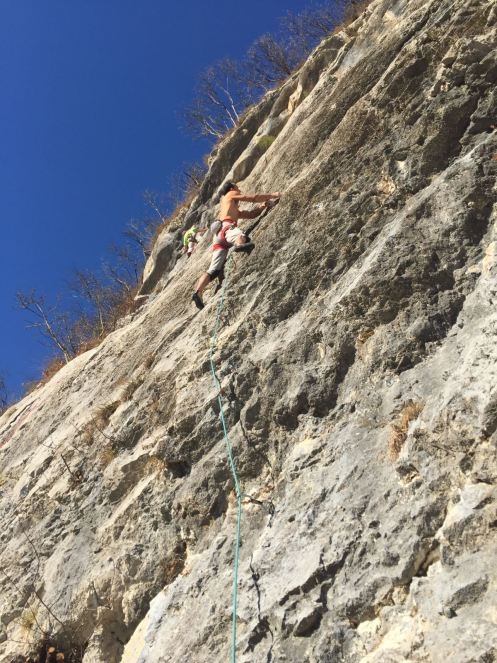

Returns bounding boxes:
[1,0,496,661]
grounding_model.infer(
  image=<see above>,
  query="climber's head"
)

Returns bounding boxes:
[219,181,239,197]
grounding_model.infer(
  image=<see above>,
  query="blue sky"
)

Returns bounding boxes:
[0,0,320,399]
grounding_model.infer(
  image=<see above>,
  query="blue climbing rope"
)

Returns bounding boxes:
[208,255,242,663]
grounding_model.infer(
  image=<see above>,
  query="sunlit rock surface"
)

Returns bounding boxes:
[1,0,496,660]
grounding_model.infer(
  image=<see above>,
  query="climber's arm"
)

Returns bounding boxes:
[230,191,280,203]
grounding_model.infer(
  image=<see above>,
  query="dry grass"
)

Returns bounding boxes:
[41,357,66,383]
[164,541,187,585]
[78,401,121,448]
[146,455,167,475]
[122,376,144,402]
[143,353,155,370]
[356,327,374,346]
[98,445,117,467]
[94,401,120,429]
[388,400,424,460]
[31,286,141,390]
[18,606,39,635]
[78,421,96,447]
[356,327,375,360]
[73,336,103,355]
[339,241,354,258]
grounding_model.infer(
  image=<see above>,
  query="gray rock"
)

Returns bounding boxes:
[1,0,497,661]
[138,227,181,296]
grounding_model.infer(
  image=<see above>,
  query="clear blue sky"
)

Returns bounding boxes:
[0,0,318,399]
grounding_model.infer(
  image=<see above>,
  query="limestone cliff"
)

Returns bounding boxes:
[1,0,496,661]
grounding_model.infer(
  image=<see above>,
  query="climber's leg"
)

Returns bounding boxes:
[233,241,255,253]
[226,227,255,253]
[192,249,227,309]
[213,269,225,293]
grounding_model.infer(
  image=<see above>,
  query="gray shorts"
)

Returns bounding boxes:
[207,248,228,275]
[225,226,245,243]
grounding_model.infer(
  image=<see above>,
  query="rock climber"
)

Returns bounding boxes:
[192,182,280,309]
[183,226,203,258]
[183,226,198,257]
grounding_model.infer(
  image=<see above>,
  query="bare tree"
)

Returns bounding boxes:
[182,1,351,140]
[124,218,157,260]
[68,268,134,343]
[244,2,348,93]
[69,270,112,340]
[183,161,207,192]
[143,189,169,224]
[16,291,77,363]
[104,243,142,294]
[182,58,254,139]
[244,34,296,91]
[281,1,347,56]
[166,161,208,209]
[0,374,8,413]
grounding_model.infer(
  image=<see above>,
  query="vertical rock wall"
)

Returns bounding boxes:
[1,0,496,661]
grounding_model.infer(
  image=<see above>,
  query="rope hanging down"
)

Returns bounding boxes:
[208,204,276,661]
[209,254,242,663]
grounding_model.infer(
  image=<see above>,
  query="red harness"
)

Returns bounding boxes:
[212,219,236,251]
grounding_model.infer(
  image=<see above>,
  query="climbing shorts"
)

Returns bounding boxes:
[225,226,245,244]
[207,248,228,276]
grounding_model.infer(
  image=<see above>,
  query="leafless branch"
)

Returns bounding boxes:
[16,291,75,363]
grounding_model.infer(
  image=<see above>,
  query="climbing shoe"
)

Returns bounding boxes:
[192,292,204,310]
[233,242,255,254]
